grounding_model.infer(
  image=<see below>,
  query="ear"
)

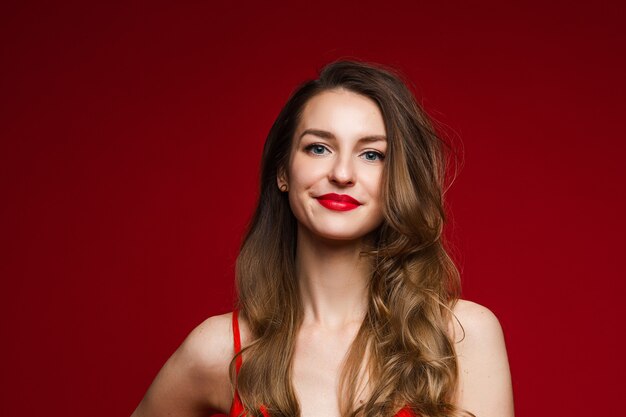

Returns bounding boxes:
[276,166,289,191]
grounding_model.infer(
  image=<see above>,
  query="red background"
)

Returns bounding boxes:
[1,1,624,416]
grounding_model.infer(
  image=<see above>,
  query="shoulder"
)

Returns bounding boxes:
[131,312,238,416]
[448,299,514,417]
[176,312,241,406]
[179,312,234,369]
[449,299,504,346]
[177,311,253,371]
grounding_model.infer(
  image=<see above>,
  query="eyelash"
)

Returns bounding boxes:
[304,144,385,161]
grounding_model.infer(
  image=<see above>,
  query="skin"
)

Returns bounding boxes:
[131,89,514,417]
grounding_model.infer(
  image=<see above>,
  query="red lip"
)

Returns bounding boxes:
[316,193,361,211]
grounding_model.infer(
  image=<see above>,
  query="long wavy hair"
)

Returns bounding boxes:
[232,59,471,417]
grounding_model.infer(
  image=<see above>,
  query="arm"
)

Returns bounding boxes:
[451,300,514,417]
[131,314,234,417]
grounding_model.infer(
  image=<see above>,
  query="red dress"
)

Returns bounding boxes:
[229,311,416,417]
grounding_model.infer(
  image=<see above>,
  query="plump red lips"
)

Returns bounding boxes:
[316,193,361,211]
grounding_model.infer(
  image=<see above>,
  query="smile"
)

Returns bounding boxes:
[316,193,361,211]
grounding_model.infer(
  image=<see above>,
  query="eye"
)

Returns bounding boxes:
[361,150,385,162]
[304,144,330,156]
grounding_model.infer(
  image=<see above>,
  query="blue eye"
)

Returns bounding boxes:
[362,151,385,161]
[305,144,330,155]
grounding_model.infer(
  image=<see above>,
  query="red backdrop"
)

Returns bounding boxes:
[1,1,624,416]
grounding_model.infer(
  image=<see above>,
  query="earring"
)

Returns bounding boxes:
[279,184,288,192]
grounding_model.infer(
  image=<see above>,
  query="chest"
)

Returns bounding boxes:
[291,325,367,417]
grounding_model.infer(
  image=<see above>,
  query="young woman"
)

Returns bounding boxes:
[131,60,514,417]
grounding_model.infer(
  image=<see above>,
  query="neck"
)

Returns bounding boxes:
[295,225,372,328]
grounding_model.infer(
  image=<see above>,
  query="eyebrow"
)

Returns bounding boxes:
[298,128,387,144]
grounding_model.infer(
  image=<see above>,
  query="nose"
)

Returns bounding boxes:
[329,154,355,186]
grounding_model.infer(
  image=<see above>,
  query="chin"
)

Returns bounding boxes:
[309,226,378,243]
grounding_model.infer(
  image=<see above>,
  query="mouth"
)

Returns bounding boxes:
[315,193,361,211]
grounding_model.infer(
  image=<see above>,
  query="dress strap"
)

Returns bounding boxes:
[231,310,270,417]
[230,310,245,417]
[395,406,417,417]
[232,310,243,374]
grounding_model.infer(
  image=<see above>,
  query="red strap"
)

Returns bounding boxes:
[231,310,246,416]
[395,406,417,417]
[231,311,271,417]
[232,310,243,374]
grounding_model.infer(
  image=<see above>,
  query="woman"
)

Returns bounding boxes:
[131,60,514,417]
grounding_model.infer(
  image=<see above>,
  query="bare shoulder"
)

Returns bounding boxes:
[449,299,515,417]
[181,310,254,368]
[131,312,237,417]
[180,312,234,370]
[449,299,504,346]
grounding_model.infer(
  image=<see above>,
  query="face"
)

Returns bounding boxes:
[277,88,387,242]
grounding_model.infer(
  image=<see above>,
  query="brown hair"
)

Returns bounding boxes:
[233,59,471,417]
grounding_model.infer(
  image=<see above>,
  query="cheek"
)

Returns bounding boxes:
[365,168,384,197]
[288,157,327,189]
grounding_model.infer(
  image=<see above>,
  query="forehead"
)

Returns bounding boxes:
[296,89,387,137]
